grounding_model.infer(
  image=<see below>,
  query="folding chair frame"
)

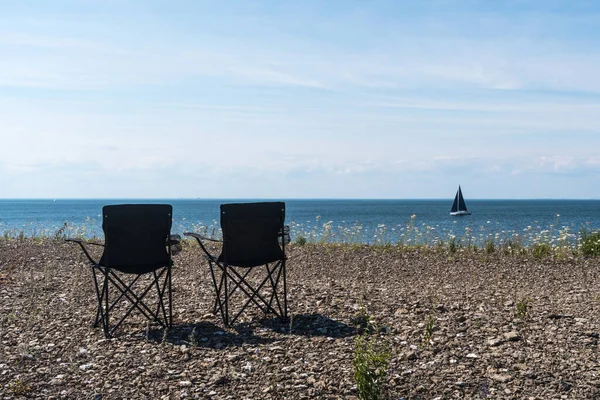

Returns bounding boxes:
[67,233,176,338]
[185,225,289,327]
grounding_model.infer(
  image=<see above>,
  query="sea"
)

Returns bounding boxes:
[1,199,599,246]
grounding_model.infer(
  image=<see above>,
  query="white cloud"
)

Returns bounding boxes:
[538,156,576,172]
[1,2,600,198]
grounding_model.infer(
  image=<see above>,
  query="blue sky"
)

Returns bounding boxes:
[1,0,600,199]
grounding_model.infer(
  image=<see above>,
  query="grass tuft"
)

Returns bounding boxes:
[515,297,531,319]
[422,314,436,347]
[8,378,31,396]
[580,229,600,257]
[352,307,391,400]
[532,243,551,259]
[294,236,307,246]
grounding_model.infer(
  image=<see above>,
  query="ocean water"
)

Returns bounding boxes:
[0,199,599,246]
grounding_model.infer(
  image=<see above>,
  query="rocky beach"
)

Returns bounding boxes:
[2,239,600,399]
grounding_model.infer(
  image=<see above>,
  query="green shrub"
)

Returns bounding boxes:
[448,236,460,253]
[581,229,600,257]
[353,333,391,400]
[532,243,550,259]
[485,240,495,254]
[294,236,307,246]
[502,238,523,255]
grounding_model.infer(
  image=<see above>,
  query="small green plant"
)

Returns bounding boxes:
[8,378,31,395]
[422,315,436,346]
[532,243,551,259]
[294,236,307,246]
[485,240,495,254]
[6,310,18,323]
[515,297,530,319]
[502,237,523,255]
[448,236,460,253]
[580,229,600,257]
[353,321,391,400]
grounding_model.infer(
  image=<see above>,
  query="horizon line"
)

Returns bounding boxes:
[1,197,599,201]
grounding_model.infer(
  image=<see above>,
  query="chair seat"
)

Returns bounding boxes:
[98,259,171,274]
[217,253,284,268]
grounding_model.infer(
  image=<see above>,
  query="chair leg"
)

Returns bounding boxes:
[224,264,229,326]
[224,262,288,325]
[282,260,288,322]
[168,266,172,328]
[224,267,269,325]
[209,261,228,325]
[108,273,155,321]
[153,270,167,325]
[155,266,173,328]
[105,269,110,334]
[91,267,110,336]
[265,262,286,321]
[107,268,170,336]
[92,268,102,328]
[209,260,288,326]
[90,266,172,338]
[265,261,288,322]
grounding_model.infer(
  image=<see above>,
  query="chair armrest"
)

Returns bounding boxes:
[65,238,103,265]
[66,238,105,247]
[183,232,220,260]
[183,232,222,243]
[168,234,182,256]
[279,225,291,245]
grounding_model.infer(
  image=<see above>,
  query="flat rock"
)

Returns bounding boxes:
[504,331,522,341]
[491,373,513,383]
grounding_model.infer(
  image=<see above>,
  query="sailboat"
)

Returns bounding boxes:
[450,185,471,216]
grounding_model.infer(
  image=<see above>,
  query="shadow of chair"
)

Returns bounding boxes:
[259,313,357,338]
[144,320,276,348]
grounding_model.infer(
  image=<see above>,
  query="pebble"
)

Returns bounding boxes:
[504,331,521,341]
[491,374,512,383]
[4,242,600,399]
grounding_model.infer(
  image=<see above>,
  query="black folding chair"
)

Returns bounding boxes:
[66,204,179,337]
[185,202,289,326]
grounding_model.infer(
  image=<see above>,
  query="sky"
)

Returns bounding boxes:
[1,0,600,199]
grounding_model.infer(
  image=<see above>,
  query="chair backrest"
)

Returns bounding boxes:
[218,202,285,268]
[100,204,173,274]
